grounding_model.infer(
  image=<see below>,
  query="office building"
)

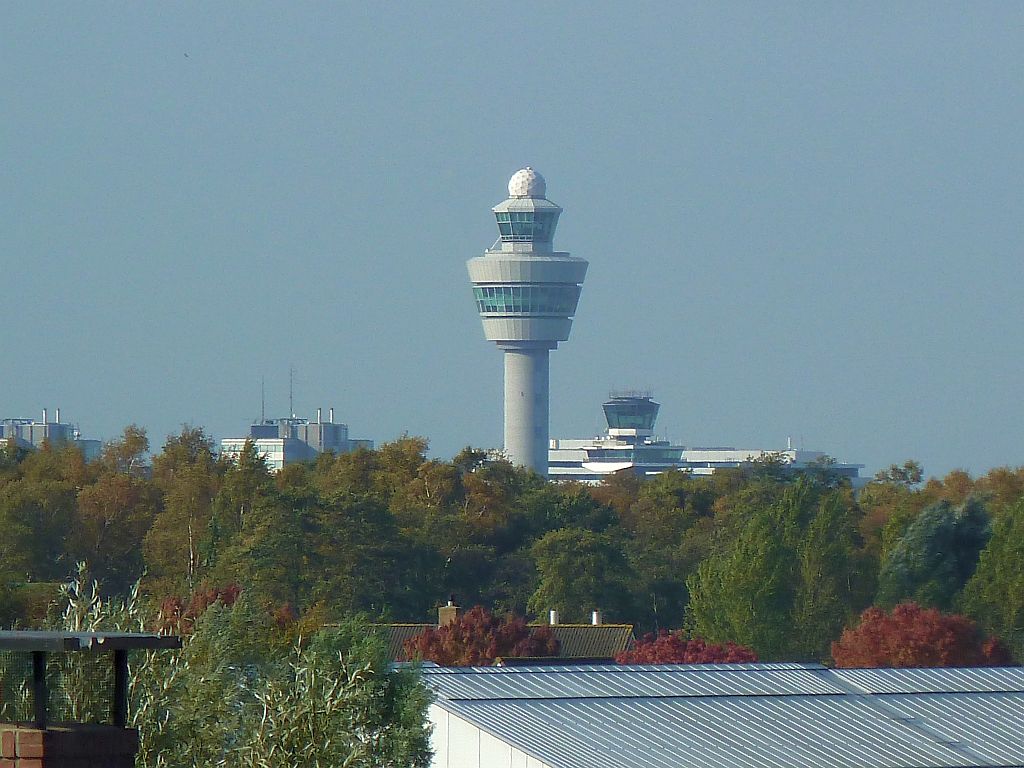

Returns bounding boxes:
[1,409,102,461]
[549,393,863,484]
[219,407,372,472]
[467,168,588,476]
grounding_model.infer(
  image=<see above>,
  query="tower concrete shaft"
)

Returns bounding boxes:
[467,168,587,476]
[503,344,551,474]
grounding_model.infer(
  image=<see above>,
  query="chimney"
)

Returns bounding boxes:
[41,408,47,424]
[329,407,334,423]
[55,407,60,424]
[317,407,322,424]
[549,609,559,625]
[591,610,602,626]
[437,597,460,626]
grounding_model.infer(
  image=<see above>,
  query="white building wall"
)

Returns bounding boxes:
[220,438,288,472]
[429,705,552,768]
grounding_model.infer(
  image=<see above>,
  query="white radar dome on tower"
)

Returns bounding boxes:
[508,167,546,198]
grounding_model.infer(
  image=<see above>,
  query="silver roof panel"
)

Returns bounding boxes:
[425,663,1024,768]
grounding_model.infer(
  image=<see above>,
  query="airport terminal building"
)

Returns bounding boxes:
[548,393,863,484]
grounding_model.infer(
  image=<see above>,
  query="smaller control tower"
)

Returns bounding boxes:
[468,168,588,475]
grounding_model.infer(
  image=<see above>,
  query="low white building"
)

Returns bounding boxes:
[424,662,1024,768]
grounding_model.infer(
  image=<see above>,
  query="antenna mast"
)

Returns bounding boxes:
[261,377,266,424]
[289,366,295,418]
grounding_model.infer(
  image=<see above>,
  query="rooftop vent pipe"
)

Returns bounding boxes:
[549,609,559,625]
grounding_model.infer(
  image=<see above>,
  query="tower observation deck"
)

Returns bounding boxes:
[467,168,588,475]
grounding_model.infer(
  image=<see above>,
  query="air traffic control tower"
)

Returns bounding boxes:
[468,168,588,475]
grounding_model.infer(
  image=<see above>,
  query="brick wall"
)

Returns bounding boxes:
[0,725,138,768]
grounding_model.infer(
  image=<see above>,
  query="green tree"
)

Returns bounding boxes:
[28,570,432,768]
[315,445,376,497]
[212,491,305,609]
[0,438,30,480]
[305,493,411,617]
[589,469,641,517]
[0,478,76,581]
[621,471,719,631]
[204,441,275,570]
[791,491,861,658]
[961,496,1024,660]
[876,498,991,611]
[102,424,150,476]
[687,508,794,657]
[370,436,431,503]
[517,483,616,540]
[72,473,160,594]
[874,460,924,487]
[975,466,1024,515]
[687,479,862,660]
[528,528,636,622]
[240,625,431,767]
[144,427,221,595]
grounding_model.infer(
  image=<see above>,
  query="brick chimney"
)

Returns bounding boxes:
[437,596,461,626]
[0,724,138,767]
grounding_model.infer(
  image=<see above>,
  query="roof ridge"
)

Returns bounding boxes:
[528,623,634,628]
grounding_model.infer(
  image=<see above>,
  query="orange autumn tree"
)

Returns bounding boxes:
[404,606,559,666]
[832,603,1013,668]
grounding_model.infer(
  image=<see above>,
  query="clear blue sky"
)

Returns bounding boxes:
[4,3,1023,479]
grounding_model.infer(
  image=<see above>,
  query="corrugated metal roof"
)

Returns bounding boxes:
[833,666,1024,694]
[426,661,811,675]
[428,664,843,700]
[425,664,1024,768]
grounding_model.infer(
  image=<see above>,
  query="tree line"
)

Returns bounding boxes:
[2,429,1023,663]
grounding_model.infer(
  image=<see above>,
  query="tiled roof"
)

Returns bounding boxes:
[426,663,1024,768]
[538,624,634,659]
[378,622,634,662]
[376,623,433,661]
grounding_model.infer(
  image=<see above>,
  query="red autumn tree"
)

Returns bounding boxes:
[157,583,242,634]
[616,631,758,664]
[832,603,1013,668]
[404,606,560,666]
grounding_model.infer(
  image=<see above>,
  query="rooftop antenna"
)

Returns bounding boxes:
[261,377,266,424]
[289,366,295,418]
